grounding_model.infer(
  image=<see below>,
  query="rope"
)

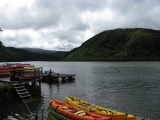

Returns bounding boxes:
[24,101,34,117]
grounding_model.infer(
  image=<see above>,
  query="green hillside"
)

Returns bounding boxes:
[20,48,67,57]
[64,28,160,61]
[0,46,59,62]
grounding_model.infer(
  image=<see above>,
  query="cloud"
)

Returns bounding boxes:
[0,0,160,51]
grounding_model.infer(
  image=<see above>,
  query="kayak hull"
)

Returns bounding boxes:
[48,107,71,120]
[64,96,136,120]
[49,100,111,120]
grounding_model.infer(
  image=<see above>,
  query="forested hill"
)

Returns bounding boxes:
[1,28,160,62]
[0,46,60,62]
[20,48,67,57]
[64,28,160,61]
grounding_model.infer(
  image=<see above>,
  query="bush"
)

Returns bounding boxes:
[0,83,17,105]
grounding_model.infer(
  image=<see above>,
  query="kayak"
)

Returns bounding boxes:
[64,96,136,120]
[48,106,71,120]
[0,67,10,77]
[49,100,111,120]
[48,113,58,120]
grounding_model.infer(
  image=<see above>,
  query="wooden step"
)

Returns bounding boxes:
[14,86,25,89]
[18,92,29,95]
[20,94,31,98]
[22,98,36,103]
[16,89,27,92]
[22,97,33,100]
[18,90,28,93]
[12,83,24,85]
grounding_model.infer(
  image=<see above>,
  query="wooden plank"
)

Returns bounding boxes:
[18,92,29,95]
[0,77,39,84]
[20,94,31,98]
[12,83,25,86]
[22,98,36,103]
[14,86,25,89]
[16,89,27,92]
[43,72,75,77]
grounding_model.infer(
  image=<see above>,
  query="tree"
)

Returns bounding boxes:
[0,41,5,51]
[0,41,3,46]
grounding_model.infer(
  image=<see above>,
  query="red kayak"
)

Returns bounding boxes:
[0,67,10,77]
[49,100,111,120]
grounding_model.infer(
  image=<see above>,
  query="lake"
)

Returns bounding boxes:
[0,61,160,120]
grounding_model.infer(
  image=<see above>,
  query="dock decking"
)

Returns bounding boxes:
[0,71,76,83]
[43,72,76,82]
[0,77,39,83]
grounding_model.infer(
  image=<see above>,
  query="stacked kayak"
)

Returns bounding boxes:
[0,67,10,77]
[10,65,37,81]
[23,66,38,80]
[10,66,17,80]
[64,96,136,120]
[49,100,111,120]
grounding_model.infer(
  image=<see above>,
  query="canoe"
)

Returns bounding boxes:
[49,100,111,120]
[64,96,136,120]
[48,106,71,120]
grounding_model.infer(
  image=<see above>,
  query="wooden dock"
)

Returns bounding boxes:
[0,77,41,83]
[0,67,43,103]
[43,70,76,82]
[0,66,76,103]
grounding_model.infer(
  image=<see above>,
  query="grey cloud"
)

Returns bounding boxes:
[1,0,104,31]
[3,33,33,48]
[90,0,160,34]
[70,21,90,31]
[1,1,61,30]
[53,30,84,44]
[73,0,108,11]
[0,0,160,51]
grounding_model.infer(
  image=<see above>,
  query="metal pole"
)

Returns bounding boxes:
[0,28,3,32]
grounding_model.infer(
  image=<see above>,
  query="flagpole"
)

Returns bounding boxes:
[0,28,3,32]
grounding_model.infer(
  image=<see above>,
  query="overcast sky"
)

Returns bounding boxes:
[0,0,160,51]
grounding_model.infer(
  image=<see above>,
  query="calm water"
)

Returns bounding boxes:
[0,61,160,120]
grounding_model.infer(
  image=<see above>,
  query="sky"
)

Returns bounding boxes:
[0,0,160,51]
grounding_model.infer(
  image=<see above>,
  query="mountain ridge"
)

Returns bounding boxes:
[64,28,160,61]
[1,28,160,62]
[19,47,68,57]
[0,47,61,62]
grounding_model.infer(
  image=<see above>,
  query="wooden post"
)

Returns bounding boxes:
[38,67,42,92]
[68,76,72,80]
[49,69,52,81]
[62,77,65,83]
[33,69,36,91]
[21,68,24,83]
[57,73,59,82]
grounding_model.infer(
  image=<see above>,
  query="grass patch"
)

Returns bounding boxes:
[0,83,17,105]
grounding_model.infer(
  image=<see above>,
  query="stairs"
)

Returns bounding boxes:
[12,83,35,103]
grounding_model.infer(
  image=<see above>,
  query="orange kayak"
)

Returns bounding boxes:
[49,100,111,120]
[65,96,136,120]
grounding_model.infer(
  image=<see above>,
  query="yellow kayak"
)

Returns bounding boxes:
[64,96,136,120]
